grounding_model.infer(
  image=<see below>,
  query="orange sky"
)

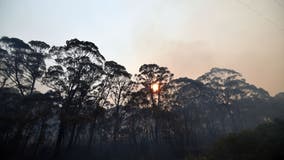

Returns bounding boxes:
[126,0,284,96]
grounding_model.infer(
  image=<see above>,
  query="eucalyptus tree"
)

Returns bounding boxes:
[198,68,269,107]
[27,40,50,94]
[0,48,8,88]
[105,60,132,142]
[197,68,242,132]
[42,38,105,154]
[136,64,174,109]
[0,37,33,95]
[172,77,221,148]
[0,37,49,95]
[135,64,174,143]
[197,67,270,132]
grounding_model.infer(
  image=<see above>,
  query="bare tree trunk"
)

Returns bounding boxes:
[30,77,36,95]
[73,125,82,146]
[0,77,7,88]
[88,121,96,148]
[14,61,25,96]
[12,123,25,153]
[53,116,65,157]
[20,127,33,155]
[15,75,24,96]
[113,105,120,143]
[33,119,46,158]
[67,122,76,149]
[154,118,159,144]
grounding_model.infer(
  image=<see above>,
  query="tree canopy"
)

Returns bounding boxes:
[0,36,283,160]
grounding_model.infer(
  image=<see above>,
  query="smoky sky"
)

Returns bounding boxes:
[0,0,283,95]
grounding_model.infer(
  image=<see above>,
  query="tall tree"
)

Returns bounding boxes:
[0,48,8,88]
[27,40,50,94]
[105,60,132,143]
[0,37,33,95]
[197,67,270,132]
[136,64,173,109]
[42,38,105,155]
[0,37,49,95]
[135,64,173,143]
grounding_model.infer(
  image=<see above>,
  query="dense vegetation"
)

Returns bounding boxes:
[0,36,283,160]
[199,119,284,160]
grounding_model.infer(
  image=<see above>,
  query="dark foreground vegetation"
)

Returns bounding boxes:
[189,119,284,160]
[0,36,283,160]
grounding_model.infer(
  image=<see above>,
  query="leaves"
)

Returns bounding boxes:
[0,37,48,95]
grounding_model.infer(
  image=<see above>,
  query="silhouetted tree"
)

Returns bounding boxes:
[27,40,50,94]
[105,61,132,143]
[207,119,284,160]
[0,37,33,95]
[136,64,174,109]
[0,48,8,88]
[0,37,49,95]
[1,36,283,160]
[197,68,270,132]
[42,38,105,155]
[135,64,174,143]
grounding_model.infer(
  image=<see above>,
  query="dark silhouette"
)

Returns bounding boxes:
[0,36,283,160]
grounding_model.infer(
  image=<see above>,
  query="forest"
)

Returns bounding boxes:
[0,36,283,160]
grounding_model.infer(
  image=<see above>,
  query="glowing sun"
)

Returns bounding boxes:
[151,82,160,93]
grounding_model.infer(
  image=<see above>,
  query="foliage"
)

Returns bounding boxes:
[0,36,283,160]
[0,37,48,95]
[207,119,284,160]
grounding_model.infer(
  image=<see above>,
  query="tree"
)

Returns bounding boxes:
[135,64,174,143]
[42,38,105,155]
[0,37,49,95]
[0,37,33,95]
[197,68,270,132]
[43,38,105,105]
[0,48,8,88]
[27,40,50,94]
[136,64,174,109]
[208,119,284,160]
[105,60,132,143]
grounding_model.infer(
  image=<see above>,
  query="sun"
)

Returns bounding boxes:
[151,82,160,93]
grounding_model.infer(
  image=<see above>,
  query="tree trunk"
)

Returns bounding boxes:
[88,121,96,148]
[14,63,25,96]
[33,119,46,158]
[0,77,7,88]
[154,118,159,144]
[30,78,36,95]
[53,117,65,157]
[73,125,82,146]
[113,105,120,143]
[67,122,76,149]
[12,123,25,153]
[20,127,33,155]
